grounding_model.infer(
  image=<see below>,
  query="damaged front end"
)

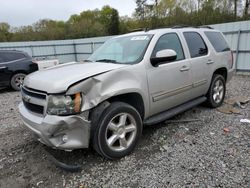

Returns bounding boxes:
[19,102,90,150]
[19,84,91,150]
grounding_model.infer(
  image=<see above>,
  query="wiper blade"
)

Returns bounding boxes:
[96,59,118,63]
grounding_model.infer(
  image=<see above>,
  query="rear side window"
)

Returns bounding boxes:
[205,31,230,52]
[152,33,185,61]
[183,32,208,58]
[1,52,26,62]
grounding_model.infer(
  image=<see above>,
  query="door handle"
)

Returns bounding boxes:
[0,66,6,70]
[207,60,214,65]
[180,65,190,72]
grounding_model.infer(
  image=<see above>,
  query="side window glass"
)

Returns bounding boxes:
[152,33,185,61]
[183,32,208,58]
[2,52,25,62]
[204,31,230,52]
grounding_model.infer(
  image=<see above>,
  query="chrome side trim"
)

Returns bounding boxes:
[152,84,193,102]
[193,79,207,87]
[152,79,208,102]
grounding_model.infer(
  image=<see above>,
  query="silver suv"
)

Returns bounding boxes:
[19,27,235,159]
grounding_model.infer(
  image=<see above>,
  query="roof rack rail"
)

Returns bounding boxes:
[172,25,214,29]
[198,25,214,29]
[172,25,191,29]
[130,28,149,32]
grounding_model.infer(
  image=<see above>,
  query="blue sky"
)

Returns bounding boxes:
[0,0,137,27]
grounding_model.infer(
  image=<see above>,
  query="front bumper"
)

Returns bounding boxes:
[19,102,91,150]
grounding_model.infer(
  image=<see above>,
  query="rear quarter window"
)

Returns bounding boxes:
[1,52,26,62]
[204,31,230,52]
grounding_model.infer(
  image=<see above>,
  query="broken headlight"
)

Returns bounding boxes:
[47,93,82,115]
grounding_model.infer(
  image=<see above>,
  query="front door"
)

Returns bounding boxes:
[147,33,193,116]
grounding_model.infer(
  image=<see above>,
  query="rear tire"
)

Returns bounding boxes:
[92,102,142,160]
[206,74,226,108]
[10,73,26,91]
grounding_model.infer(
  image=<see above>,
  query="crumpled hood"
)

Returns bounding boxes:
[24,62,127,93]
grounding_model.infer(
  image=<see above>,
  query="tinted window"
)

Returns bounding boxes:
[152,33,184,61]
[184,32,208,58]
[205,31,230,52]
[1,52,26,62]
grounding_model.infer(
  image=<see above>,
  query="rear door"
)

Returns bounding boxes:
[182,31,211,97]
[147,32,193,115]
[204,31,232,74]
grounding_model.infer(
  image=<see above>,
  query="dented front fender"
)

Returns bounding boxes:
[66,64,150,118]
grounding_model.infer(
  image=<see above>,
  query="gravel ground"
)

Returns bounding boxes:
[0,75,249,188]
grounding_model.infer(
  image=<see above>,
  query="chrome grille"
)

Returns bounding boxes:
[21,87,47,115]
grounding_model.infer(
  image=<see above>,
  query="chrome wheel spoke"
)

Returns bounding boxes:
[108,122,118,131]
[215,81,220,88]
[218,86,224,92]
[216,94,220,102]
[119,114,127,126]
[213,93,217,100]
[125,124,136,133]
[107,134,119,146]
[119,137,128,148]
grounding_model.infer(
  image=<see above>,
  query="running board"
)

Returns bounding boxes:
[144,96,207,126]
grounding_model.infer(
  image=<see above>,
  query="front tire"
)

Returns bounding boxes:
[92,102,142,159]
[10,73,26,91]
[206,74,226,108]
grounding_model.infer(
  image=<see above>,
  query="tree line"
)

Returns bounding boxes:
[0,0,249,42]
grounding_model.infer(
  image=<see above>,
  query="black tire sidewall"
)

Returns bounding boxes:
[207,74,226,108]
[93,102,142,159]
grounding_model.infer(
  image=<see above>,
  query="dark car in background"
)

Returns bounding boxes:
[0,50,38,91]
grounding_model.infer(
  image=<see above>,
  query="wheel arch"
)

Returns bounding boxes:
[213,67,227,82]
[106,92,145,120]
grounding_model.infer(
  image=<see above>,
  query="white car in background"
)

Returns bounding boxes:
[35,59,59,70]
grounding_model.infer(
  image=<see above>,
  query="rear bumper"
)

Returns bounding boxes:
[19,102,91,150]
[227,68,235,83]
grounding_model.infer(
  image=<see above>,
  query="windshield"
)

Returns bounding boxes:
[88,34,153,64]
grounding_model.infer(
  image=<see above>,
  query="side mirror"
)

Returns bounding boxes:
[150,49,177,67]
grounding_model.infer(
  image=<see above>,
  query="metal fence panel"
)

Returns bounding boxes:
[0,36,112,63]
[211,20,250,71]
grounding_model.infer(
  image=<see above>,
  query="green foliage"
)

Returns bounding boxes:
[0,23,11,42]
[100,6,120,35]
[0,1,249,42]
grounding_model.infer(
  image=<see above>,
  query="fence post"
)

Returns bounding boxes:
[30,46,34,57]
[73,41,78,62]
[53,44,57,59]
[91,42,95,54]
[235,30,241,71]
